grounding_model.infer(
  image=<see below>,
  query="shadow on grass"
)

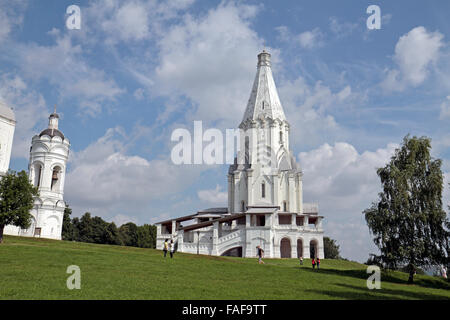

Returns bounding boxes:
[299,267,450,294]
[305,282,450,300]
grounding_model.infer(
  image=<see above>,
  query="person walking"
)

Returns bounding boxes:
[312,257,316,269]
[441,265,447,279]
[257,245,265,264]
[316,257,320,270]
[170,239,175,258]
[299,257,303,266]
[163,239,169,258]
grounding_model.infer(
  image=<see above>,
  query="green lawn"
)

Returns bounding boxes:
[0,235,449,299]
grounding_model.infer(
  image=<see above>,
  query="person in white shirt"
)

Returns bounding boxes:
[170,239,175,258]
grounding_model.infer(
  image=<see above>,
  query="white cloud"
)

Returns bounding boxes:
[382,26,444,92]
[152,1,264,127]
[297,28,323,49]
[277,77,356,149]
[111,214,139,227]
[0,1,26,43]
[329,17,358,38]
[0,74,48,159]
[298,142,398,261]
[81,0,195,45]
[276,26,323,49]
[7,35,125,117]
[64,126,206,223]
[100,2,151,43]
[197,184,227,205]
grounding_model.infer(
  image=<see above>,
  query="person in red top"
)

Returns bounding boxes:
[312,258,316,269]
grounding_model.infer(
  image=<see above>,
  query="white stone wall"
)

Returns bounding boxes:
[0,116,15,175]
[157,214,324,259]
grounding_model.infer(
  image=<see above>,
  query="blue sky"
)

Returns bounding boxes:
[1,0,449,262]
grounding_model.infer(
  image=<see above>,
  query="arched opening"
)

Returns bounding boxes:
[221,246,242,257]
[282,201,287,212]
[33,163,42,187]
[261,181,265,198]
[297,239,303,258]
[46,216,59,236]
[279,131,283,143]
[280,237,291,258]
[20,216,36,236]
[310,240,318,259]
[51,166,62,192]
[244,136,250,165]
[241,201,245,212]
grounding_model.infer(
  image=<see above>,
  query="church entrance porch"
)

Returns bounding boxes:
[297,239,303,258]
[280,237,291,258]
[221,246,243,257]
[310,239,318,258]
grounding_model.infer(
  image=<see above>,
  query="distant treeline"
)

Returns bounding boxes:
[62,206,156,248]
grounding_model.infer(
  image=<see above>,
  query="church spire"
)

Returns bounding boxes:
[240,50,286,126]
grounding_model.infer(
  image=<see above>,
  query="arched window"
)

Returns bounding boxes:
[245,136,250,165]
[241,201,245,212]
[34,164,42,187]
[283,201,287,212]
[261,181,266,198]
[279,131,283,143]
[51,166,61,192]
[310,240,318,259]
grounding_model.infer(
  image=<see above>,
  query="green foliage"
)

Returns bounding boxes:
[61,210,156,248]
[0,170,39,243]
[136,224,157,248]
[323,237,341,259]
[363,135,450,283]
[61,205,74,240]
[119,222,138,246]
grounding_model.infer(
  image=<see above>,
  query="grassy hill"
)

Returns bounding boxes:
[1,235,449,300]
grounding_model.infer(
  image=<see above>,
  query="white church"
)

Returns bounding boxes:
[0,49,324,258]
[156,50,325,259]
[1,102,69,240]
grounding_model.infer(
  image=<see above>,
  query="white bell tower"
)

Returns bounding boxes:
[27,106,70,239]
[0,100,16,176]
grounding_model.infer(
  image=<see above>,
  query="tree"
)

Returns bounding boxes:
[136,224,157,248]
[71,217,81,241]
[0,170,39,243]
[119,222,139,247]
[323,237,341,259]
[363,135,450,283]
[78,212,95,243]
[104,222,122,245]
[62,205,74,240]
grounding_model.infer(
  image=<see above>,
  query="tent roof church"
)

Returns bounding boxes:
[155,49,325,259]
[241,50,286,126]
